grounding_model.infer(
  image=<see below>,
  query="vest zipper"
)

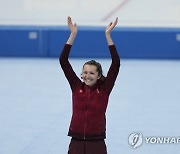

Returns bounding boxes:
[83,110,88,140]
[83,88,90,139]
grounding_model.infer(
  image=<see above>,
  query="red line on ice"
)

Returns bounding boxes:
[102,0,131,21]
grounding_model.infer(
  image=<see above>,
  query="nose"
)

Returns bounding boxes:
[85,73,89,78]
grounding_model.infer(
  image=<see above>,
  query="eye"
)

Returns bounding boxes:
[83,71,87,74]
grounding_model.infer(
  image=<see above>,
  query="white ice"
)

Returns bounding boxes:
[0,58,180,154]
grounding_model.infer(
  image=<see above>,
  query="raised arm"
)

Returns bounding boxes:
[104,17,120,95]
[105,17,118,45]
[66,16,78,45]
[59,16,81,91]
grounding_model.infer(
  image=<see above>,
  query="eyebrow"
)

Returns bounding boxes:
[83,70,97,73]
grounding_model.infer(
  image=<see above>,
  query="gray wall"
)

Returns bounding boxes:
[0,0,180,27]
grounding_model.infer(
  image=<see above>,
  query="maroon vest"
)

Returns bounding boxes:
[60,44,120,140]
[68,81,109,139]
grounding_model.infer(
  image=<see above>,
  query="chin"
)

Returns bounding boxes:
[85,82,92,86]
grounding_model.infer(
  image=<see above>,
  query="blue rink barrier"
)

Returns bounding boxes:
[0,26,49,57]
[0,26,180,59]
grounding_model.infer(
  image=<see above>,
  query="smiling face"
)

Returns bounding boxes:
[82,64,101,87]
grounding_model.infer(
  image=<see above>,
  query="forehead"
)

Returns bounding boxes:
[83,64,97,72]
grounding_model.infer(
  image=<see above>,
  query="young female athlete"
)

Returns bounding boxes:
[59,16,120,154]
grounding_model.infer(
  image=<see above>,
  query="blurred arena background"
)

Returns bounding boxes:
[0,0,180,154]
[0,0,180,58]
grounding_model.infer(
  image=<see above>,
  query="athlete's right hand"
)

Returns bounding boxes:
[67,16,78,35]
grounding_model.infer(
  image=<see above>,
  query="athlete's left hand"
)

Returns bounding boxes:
[105,17,118,35]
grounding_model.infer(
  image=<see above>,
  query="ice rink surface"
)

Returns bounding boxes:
[0,57,180,154]
[1,0,180,153]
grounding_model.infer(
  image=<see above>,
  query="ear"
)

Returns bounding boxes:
[97,74,101,79]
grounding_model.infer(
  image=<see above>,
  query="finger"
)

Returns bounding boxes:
[115,17,118,24]
[113,17,118,26]
[109,22,112,27]
[106,22,112,29]
[68,16,72,24]
[67,16,71,22]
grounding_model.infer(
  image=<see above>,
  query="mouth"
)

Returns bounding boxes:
[84,77,93,83]
[85,78,92,82]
